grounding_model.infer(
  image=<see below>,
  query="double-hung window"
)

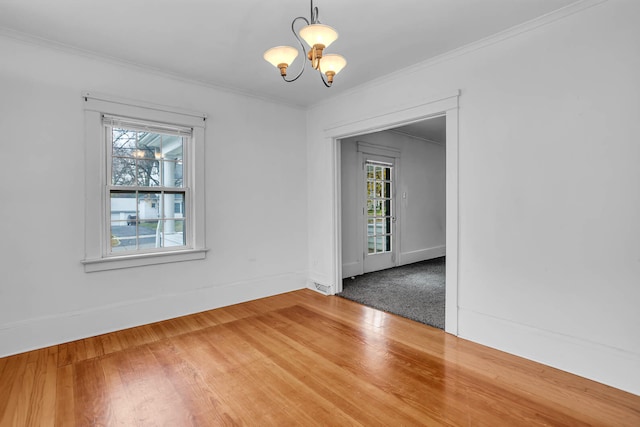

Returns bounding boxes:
[106,116,189,253]
[83,92,207,272]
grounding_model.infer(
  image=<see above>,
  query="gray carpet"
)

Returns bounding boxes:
[337,257,445,329]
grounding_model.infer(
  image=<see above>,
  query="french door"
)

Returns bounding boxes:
[363,156,396,273]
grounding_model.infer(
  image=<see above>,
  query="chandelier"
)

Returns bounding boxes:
[263,0,347,87]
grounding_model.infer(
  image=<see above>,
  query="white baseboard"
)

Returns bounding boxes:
[458,308,640,396]
[341,261,362,279]
[0,271,306,358]
[399,246,446,266]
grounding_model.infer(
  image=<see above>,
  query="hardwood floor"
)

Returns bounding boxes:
[0,289,638,426]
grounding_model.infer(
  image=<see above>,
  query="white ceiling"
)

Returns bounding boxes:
[393,116,447,145]
[0,0,576,109]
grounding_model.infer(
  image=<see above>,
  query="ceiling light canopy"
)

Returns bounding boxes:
[263,0,347,87]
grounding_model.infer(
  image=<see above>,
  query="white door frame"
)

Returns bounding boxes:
[326,90,460,335]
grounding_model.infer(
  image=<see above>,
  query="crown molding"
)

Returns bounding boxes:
[387,129,445,147]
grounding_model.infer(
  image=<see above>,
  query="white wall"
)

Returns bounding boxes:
[0,35,308,356]
[307,0,640,394]
[341,131,446,277]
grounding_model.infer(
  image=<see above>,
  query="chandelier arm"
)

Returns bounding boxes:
[311,0,320,24]
[282,16,310,83]
[318,70,332,87]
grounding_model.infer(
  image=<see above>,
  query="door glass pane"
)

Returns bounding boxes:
[365,160,393,255]
[375,182,383,197]
[367,200,374,216]
[375,166,383,179]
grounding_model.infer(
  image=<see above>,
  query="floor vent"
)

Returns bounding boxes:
[313,282,332,295]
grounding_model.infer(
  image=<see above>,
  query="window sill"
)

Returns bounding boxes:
[82,248,209,272]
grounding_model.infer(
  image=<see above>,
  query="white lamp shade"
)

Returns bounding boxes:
[319,54,347,75]
[263,46,299,67]
[299,24,338,48]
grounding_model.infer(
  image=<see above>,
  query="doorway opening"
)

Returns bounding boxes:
[326,91,459,334]
[337,115,446,329]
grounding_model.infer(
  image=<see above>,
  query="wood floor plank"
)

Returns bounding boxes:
[248,307,464,425]
[73,357,111,426]
[24,347,57,427]
[177,320,364,425]
[54,364,75,426]
[97,330,125,356]
[82,336,105,361]
[147,338,241,425]
[103,344,194,426]
[0,289,638,426]
[0,356,7,379]
[0,353,29,427]
[298,295,640,425]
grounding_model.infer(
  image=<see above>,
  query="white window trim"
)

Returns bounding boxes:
[82,91,208,272]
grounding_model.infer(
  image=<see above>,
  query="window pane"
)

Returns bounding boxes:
[137,226,158,250]
[173,193,185,216]
[368,236,375,254]
[110,220,137,253]
[110,191,136,222]
[161,193,185,219]
[136,131,157,159]
[162,220,185,247]
[112,129,136,157]
[112,157,136,186]
[385,199,391,217]
[162,136,183,161]
[136,159,160,186]
[163,161,183,188]
[138,192,160,221]
[376,236,386,253]
[376,218,385,235]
